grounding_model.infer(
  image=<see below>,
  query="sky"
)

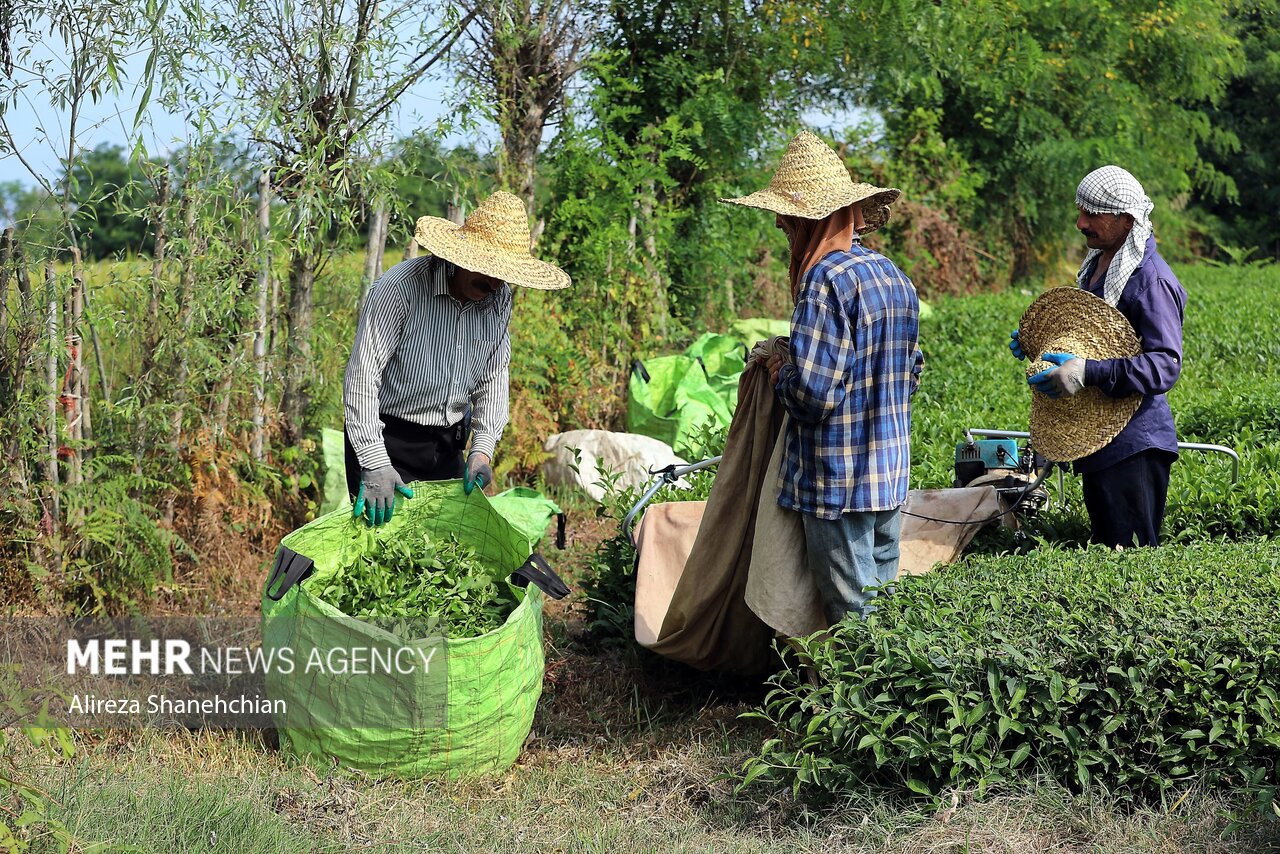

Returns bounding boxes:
[0,12,870,195]
[0,13,495,192]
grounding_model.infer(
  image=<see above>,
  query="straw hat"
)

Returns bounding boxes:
[413,191,570,290]
[1019,287,1143,462]
[720,130,901,233]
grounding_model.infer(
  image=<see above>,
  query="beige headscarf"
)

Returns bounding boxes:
[784,204,858,302]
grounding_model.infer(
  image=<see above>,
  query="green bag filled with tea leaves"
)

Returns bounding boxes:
[261,481,553,778]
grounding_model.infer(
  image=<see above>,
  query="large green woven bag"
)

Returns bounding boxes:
[261,482,544,778]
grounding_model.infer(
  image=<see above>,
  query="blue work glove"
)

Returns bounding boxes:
[1028,352,1087,398]
[464,452,493,495]
[1009,329,1025,360]
[353,466,414,527]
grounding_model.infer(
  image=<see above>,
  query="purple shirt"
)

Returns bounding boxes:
[1076,235,1187,474]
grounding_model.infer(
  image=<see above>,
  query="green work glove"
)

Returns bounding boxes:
[1009,329,1026,360]
[464,452,493,495]
[1028,352,1086,398]
[353,466,414,527]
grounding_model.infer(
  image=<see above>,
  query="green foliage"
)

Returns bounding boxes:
[0,182,62,255]
[818,0,1244,276]
[382,135,496,250]
[61,456,187,613]
[313,530,517,639]
[839,112,988,298]
[504,287,596,479]
[0,667,76,853]
[1200,0,1280,259]
[742,541,1280,817]
[66,143,162,260]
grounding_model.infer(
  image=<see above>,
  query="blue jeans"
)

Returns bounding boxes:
[802,508,901,625]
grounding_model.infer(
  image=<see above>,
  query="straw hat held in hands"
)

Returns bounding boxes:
[1008,165,1187,550]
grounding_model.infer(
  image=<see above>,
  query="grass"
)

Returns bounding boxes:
[17,706,1280,852]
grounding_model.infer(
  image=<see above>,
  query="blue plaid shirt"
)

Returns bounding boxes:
[775,240,923,518]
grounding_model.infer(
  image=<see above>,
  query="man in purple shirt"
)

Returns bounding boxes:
[1011,166,1187,548]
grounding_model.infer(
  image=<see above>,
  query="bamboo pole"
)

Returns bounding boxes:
[374,205,389,279]
[44,261,60,525]
[0,235,32,498]
[251,171,271,463]
[80,285,109,406]
[141,172,170,380]
[15,243,31,304]
[163,197,199,528]
[66,247,85,496]
[0,228,11,336]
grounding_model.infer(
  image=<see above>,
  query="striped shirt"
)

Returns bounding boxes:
[775,240,923,519]
[343,256,512,472]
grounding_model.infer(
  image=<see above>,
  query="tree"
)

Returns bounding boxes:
[589,0,869,321]
[174,0,475,445]
[457,0,594,218]
[820,0,1244,279]
[1201,0,1280,259]
[0,181,62,252]
[359,133,497,252]
[67,143,160,259]
[0,0,160,532]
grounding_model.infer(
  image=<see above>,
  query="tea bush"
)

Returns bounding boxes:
[743,540,1280,815]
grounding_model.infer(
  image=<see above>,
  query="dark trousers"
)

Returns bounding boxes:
[1081,449,1175,548]
[344,413,468,498]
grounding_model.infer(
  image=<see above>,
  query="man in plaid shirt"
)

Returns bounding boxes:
[770,230,923,624]
[724,131,923,625]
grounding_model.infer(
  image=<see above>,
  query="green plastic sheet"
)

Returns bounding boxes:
[627,322,791,456]
[262,481,544,778]
[627,354,734,457]
[685,333,750,415]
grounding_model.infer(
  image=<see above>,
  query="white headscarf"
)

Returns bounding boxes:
[1074,165,1154,307]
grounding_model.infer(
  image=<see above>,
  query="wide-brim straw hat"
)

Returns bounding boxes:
[720,130,901,234]
[1019,287,1143,462]
[414,191,571,290]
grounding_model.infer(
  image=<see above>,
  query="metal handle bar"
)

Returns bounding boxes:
[621,456,722,542]
[965,428,1240,485]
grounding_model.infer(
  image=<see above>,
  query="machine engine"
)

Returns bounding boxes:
[954,436,1050,517]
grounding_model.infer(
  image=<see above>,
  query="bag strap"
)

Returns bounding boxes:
[510,553,570,600]
[264,545,315,601]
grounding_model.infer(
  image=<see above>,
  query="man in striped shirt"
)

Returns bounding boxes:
[343,192,570,526]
